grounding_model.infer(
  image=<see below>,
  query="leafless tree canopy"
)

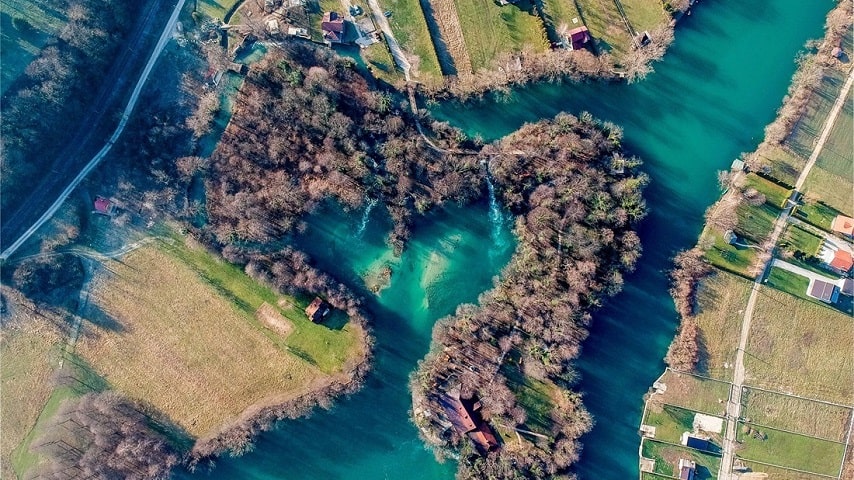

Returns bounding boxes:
[33,392,180,479]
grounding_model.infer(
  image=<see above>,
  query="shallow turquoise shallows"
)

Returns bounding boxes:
[184,1,832,478]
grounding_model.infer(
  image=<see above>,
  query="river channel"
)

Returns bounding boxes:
[185,1,832,478]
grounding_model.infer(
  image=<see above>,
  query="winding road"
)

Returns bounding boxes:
[0,0,187,261]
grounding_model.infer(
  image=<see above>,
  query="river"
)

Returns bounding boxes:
[184,1,832,478]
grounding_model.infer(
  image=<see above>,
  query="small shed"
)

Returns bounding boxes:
[305,297,331,322]
[567,26,590,50]
[93,196,116,216]
[730,158,745,171]
[807,278,840,304]
[266,19,280,35]
[724,230,737,245]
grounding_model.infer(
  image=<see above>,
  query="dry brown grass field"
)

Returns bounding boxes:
[652,370,731,417]
[0,288,65,478]
[744,286,854,405]
[692,270,753,380]
[74,244,361,439]
[430,0,474,76]
[741,386,852,443]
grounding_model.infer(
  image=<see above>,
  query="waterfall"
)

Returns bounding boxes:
[355,197,377,238]
[485,169,506,250]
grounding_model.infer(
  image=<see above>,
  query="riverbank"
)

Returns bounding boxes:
[641,3,853,478]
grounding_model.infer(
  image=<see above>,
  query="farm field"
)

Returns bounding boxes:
[454,0,548,71]
[641,439,721,478]
[691,271,753,379]
[0,290,65,479]
[735,422,845,476]
[642,404,726,445]
[744,285,854,405]
[700,226,759,278]
[737,460,837,480]
[754,144,804,187]
[195,0,243,20]
[802,89,853,215]
[73,240,365,438]
[740,387,852,443]
[651,370,731,417]
[380,0,443,81]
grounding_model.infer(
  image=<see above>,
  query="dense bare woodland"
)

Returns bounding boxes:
[204,44,485,255]
[0,0,146,213]
[411,116,647,478]
[33,392,180,479]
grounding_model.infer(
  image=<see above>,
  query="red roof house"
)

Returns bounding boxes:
[93,196,116,215]
[567,26,590,50]
[831,215,854,237]
[305,297,331,322]
[439,392,500,454]
[321,12,345,44]
[829,249,854,272]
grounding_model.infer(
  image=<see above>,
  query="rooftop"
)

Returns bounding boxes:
[807,278,840,304]
[831,215,854,236]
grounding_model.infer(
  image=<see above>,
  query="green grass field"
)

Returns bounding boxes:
[574,0,630,57]
[195,0,243,20]
[380,0,443,81]
[740,387,852,443]
[361,41,404,85]
[0,0,67,94]
[737,460,837,480]
[454,0,548,71]
[779,224,822,258]
[742,173,792,210]
[654,370,731,417]
[692,270,753,379]
[643,404,726,445]
[792,201,842,232]
[745,285,854,404]
[701,227,759,278]
[540,0,582,38]
[641,439,721,478]
[736,422,845,476]
[618,0,666,32]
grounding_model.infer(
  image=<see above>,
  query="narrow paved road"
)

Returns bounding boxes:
[718,66,854,480]
[0,0,187,261]
[366,0,411,81]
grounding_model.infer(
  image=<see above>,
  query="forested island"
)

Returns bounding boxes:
[410,115,646,478]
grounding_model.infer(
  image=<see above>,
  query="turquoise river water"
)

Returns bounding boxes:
[185,1,832,478]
